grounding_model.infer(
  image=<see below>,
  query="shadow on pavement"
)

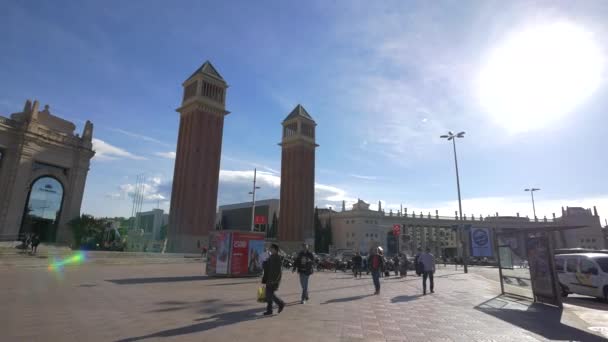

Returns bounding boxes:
[322,294,373,304]
[564,296,608,310]
[115,307,268,342]
[106,276,210,285]
[391,295,421,303]
[475,295,605,341]
[206,280,261,286]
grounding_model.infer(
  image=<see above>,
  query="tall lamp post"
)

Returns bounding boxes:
[524,188,540,220]
[440,131,468,274]
[249,168,261,232]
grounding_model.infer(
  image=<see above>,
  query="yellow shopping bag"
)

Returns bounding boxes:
[257,286,266,302]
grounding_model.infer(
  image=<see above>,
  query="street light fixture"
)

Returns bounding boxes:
[249,168,261,232]
[524,188,541,220]
[440,131,468,274]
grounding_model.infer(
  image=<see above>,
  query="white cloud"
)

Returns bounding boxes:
[220,170,281,188]
[108,127,173,147]
[350,174,378,181]
[155,151,176,159]
[113,176,168,202]
[92,138,146,161]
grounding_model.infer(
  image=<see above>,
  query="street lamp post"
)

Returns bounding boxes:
[524,188,540,220]
[249,168,261,232]
[440,131,468,274]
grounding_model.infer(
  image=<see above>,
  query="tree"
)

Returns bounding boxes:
[68,214,104,249]
[314,208,323,253]
[269,212,278,239]
[324,217,333,253]
[159,224,168,240]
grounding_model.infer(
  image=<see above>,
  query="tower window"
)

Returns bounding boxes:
[284,123,297,138]
[301,123,314,138]
[183,81,197,101]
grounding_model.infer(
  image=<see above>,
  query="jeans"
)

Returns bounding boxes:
[371,270,380,292]
[266,286,284,312]
[299,273,310,300]
[422,271,434,292]
[353,265,362,278]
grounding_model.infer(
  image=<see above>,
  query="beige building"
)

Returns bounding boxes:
[319,200,606,256]
[0,100,94,243]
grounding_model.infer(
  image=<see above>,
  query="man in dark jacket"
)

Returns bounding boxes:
[293,243,314,304]
[262,244,285,315]
[369,248,385,295]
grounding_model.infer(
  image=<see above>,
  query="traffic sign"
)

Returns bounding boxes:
[392,224,401,236]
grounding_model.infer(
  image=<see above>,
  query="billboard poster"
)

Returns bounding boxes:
[230,232,249,276]
[470,228,493,257]
[526,236,555,299]
[215,232,231,274]
[248,239,265,275]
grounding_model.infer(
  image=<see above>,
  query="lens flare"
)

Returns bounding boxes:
[48,251,87,272]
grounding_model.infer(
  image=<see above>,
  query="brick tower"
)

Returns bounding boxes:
[168,61,229,252]
[278,104,317,252]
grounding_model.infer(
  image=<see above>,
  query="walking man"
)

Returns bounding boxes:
[369,248,384,295]
[352,252,363,278]
[419,247,435,295]
[262,243,285,315]
[293,243,314,304]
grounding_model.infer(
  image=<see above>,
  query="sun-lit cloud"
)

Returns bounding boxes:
[92,138,146,161]
[155,151,176,159]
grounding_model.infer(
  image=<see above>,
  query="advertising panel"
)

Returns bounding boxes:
[470,228,493,257]
[248,239,265,275]
[230,232,249,276]
[215,232,231,274]
[526,236,556,300]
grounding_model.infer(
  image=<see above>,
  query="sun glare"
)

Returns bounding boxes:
[477,22,604,133]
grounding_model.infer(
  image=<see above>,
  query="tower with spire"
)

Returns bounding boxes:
[168,61,229,252]
[278,104,318,251]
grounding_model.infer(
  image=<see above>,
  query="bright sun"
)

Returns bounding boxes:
[477,22,604,133]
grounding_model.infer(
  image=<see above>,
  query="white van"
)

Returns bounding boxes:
[555,253,608,300]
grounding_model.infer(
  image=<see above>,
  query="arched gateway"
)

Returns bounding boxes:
[0,100,94,243]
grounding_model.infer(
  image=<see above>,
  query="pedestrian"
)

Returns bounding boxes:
[414,247,423,276]
[352,252,363,278]
[31,234,40,254]
[393,254,400,276]
[293,243,314,304]
[400,254,409,278]
[262,243,285,315]
[443,254,447,267]
[419,247,436,295]
[369,247,384,295]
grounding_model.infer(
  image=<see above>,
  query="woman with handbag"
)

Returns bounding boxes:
[261,243,285,315]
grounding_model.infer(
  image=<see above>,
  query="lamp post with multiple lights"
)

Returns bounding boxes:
[525,188,540,220]
[440,131,468,274]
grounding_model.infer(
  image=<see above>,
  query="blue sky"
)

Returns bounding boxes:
[1,0,607,223]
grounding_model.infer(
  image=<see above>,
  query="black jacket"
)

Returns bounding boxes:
[293,250,315,275]
[262,254,282,290]
[352,255,363,267]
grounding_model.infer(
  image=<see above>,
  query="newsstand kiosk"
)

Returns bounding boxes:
[206,231,266,277]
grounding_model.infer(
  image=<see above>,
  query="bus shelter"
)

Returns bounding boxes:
[494,225,586,307]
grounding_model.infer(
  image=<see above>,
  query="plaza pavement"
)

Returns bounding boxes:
[1,252,607,342]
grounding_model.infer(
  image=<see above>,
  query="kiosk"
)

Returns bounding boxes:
[206,231,266,277]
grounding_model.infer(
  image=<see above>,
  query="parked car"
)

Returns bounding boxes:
[555,253,608,300]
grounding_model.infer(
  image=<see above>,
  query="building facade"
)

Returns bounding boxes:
[278,105,317,252]
[136,209,169,241]
[216,199,280,234]
[0,100,94,243]
[168,61,229,253]
[319,200,606,256]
